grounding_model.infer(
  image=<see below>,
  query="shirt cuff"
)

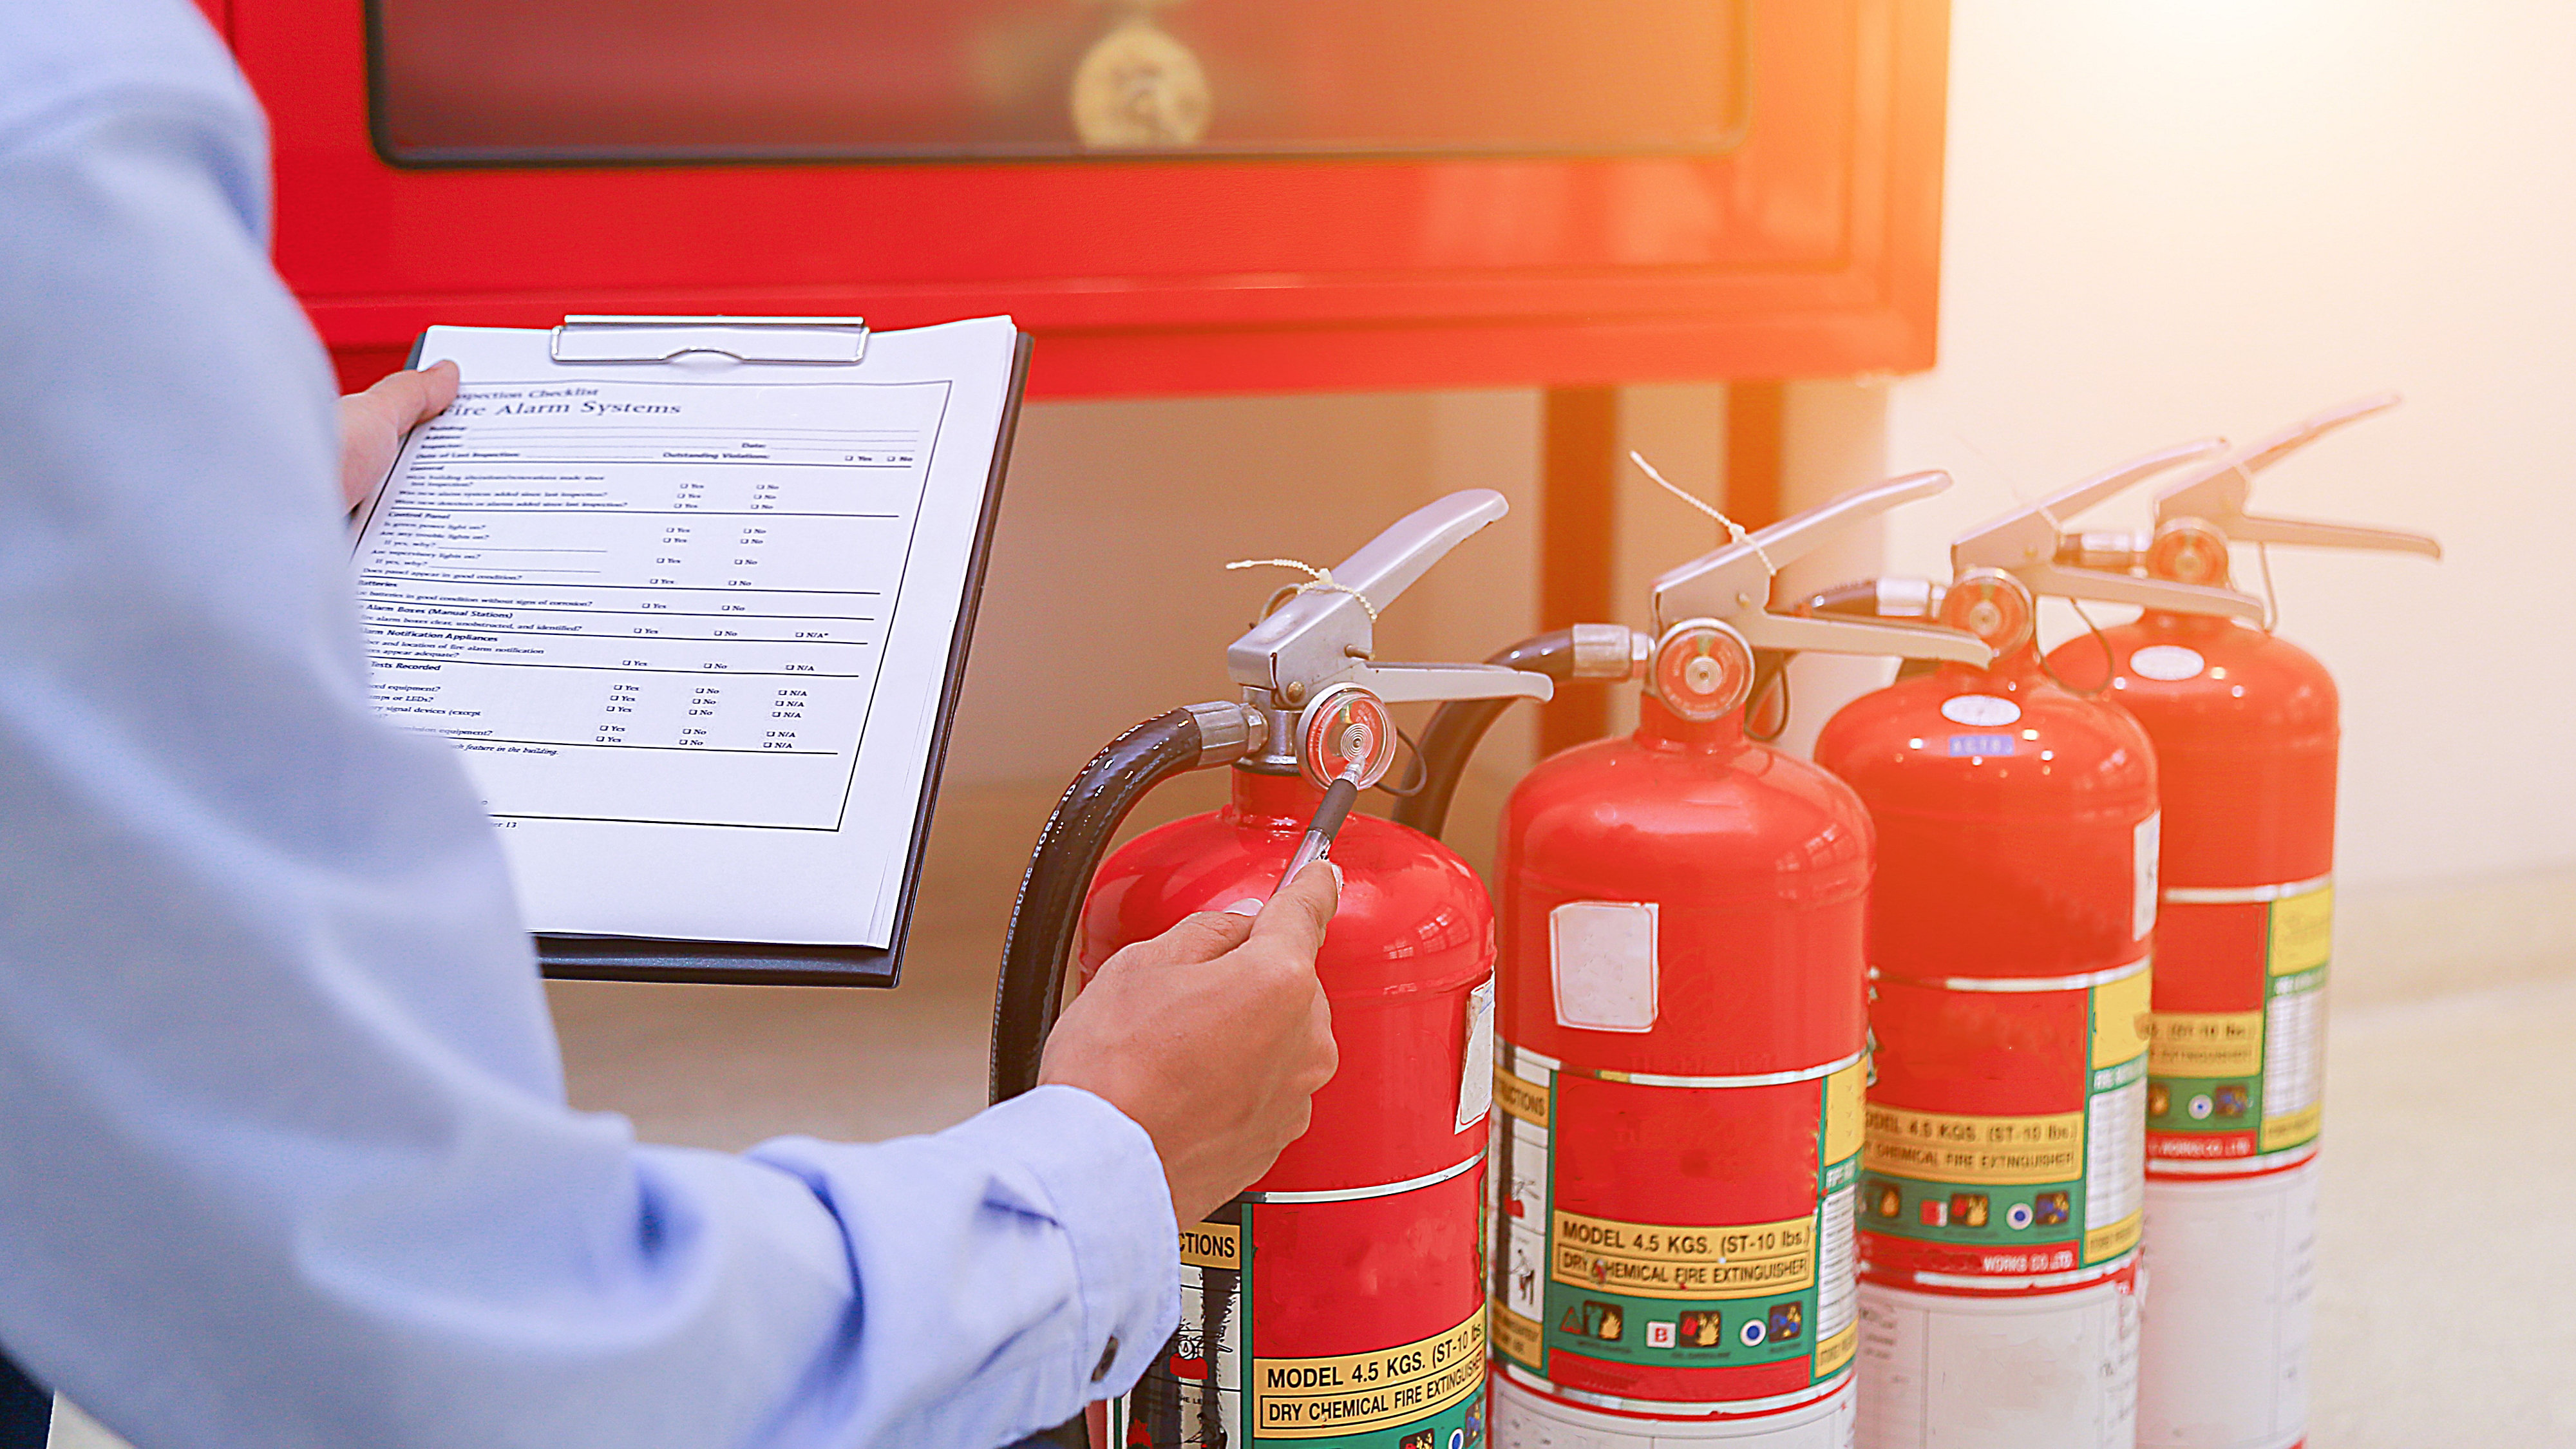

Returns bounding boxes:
[947,1084,1180,1400]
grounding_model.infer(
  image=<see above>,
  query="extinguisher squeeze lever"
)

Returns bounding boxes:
[1951,438,2268,619]
[2150,394,2443,558]
[1647,471,1993,667]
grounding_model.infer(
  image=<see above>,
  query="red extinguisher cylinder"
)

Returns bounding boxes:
[1086,766,1497,1449]
[1488,696,1872,1431]
[2052,611,2338,1449]
[1815,647,2159,1296]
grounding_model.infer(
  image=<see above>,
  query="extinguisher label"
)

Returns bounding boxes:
[1859,966,2150,1282]
[2146,881,2333,1165]
[1250,1311,1487,1440]
[1489,1042,1865,1398]
[1548,1210,1816,1299]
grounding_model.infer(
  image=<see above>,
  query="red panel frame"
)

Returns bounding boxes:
[234,0,1947,398]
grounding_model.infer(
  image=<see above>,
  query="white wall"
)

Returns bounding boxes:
[947,388,1542,791]
[1779,0,2576,892]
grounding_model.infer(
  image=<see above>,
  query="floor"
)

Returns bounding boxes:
[46,859,2575,1447]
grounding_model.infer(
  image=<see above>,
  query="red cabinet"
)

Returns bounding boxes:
[218,0,1947,397]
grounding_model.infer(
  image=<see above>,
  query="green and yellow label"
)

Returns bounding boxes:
[1252,1311,1485,1441]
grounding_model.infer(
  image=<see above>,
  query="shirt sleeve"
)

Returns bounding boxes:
[0,6,1177,1448]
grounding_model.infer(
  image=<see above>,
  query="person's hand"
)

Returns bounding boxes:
[1038,862,1341,1226]
[338,361,460,510]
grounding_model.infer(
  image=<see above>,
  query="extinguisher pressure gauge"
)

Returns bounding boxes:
[2145,519,2233,587]
[1296,684,1399,790]
[1938,569,2038,657]
[1650,619,1757,722]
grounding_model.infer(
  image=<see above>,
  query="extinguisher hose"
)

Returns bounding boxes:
[1390,630,1582,840]
[990,708,1215,1103]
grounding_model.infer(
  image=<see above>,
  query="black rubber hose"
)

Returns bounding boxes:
[0,1352,46,1449]
[1390,631,1580,841]
[990,709,1210,1104]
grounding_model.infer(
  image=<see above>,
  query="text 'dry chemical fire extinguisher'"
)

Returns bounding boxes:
[1806,440,2268,1449]
[990,490,1553,1449]
[1397,474,1992,1449]
[2047,396,2439,1449]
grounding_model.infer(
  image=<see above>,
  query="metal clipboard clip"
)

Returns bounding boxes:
[549,315,870,365]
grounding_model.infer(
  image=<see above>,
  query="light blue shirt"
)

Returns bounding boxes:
[0,3,1179,1446]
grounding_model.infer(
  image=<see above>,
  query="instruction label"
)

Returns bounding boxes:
[2148,882,2331,1164]
[1494,1066,1549,1128]
[1117,1186,1490,1448]
[1861,968,2148,1279]
[1181,1221,1242,1272]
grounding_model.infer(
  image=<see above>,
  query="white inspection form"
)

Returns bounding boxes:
[353,317,1021,947]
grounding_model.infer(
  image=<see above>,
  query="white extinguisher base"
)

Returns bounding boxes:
[2137,1160,2320,1449]
[1853,1262,2143,1449]
[1491,1369,1855,1448]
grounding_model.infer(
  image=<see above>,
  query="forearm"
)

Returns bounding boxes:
[0,20,1173,1446]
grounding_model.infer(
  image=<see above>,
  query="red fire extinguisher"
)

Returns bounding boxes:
[1805,441,2267,1449]
[1394,473,1991,1449]
[990,490,1553,1449]
[2043,396,2438,1449]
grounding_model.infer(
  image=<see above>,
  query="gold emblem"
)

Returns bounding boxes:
[1070,1,1210,149]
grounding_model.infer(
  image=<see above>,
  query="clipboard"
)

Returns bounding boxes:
[388,316,1032,988]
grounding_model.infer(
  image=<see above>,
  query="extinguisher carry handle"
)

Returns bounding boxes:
[990,702,1258,1103]
[2153,393,2441,559]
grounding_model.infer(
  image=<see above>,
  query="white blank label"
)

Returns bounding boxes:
[1550,901,1659,1032]
[1456,979,1497,1132]
[2134,813,2162,942]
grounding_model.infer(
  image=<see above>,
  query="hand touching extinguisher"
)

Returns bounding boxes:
[991,490,1553,1449]
[1805,440,2267,1449]
[1396,473,1991,1449]
[2041,396,2438,1449]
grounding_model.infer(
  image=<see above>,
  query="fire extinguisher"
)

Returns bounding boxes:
[1394,474,1991,1449]
[1804,440,2268,1449]
[2043,396,2439,1449]
[989,490,1554,1449]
